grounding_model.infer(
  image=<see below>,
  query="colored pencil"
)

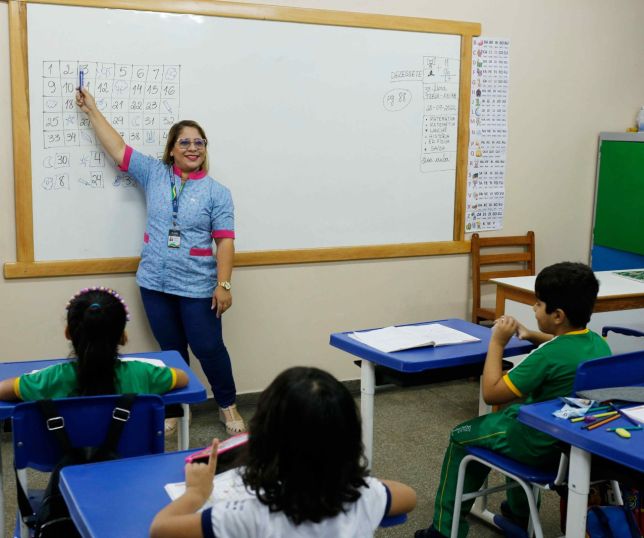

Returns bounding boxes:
[584,413,620,431]
[571,411,617,423]
[609,402,641,427]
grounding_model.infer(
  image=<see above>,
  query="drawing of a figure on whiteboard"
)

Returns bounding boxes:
[76,86,247,437]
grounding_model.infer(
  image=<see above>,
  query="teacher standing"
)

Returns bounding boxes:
[76,88,246,436]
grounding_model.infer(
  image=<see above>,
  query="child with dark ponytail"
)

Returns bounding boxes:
[150,367,416,538]
[0,287,188,400]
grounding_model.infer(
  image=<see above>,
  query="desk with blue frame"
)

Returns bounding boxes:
[330,318,534,465]
[0,350,206,535]
[58,448,408,538]
[60,449,192,538]
[0,350,206,449]
[519,349,644,538]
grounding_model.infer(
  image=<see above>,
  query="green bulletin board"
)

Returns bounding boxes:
[594,137,644,256]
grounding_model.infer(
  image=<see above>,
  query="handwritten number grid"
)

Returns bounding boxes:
[39,60,180,191]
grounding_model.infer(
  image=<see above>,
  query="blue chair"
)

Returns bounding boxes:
[12,394,165,538]
[601,325,644,355]
[574,349,644,392]
[602,325,644,338]
[602,326,644,339]
[450,352,638,538]
[451,447,567,538]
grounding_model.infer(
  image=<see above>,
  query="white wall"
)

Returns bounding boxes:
[2,0,643,394]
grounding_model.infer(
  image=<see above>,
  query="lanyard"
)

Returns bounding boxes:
[170,174,187,227]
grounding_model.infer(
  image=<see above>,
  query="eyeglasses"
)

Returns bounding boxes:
[176,138,207,150]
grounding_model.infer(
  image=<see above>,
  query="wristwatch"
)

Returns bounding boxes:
[217,281,232,291]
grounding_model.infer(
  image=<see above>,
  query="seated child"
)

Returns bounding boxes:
[415,261,611,538]
[150,366,417,538]
[0,286,188,400]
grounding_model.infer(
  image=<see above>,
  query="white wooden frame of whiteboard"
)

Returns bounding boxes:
[5,0,480,279]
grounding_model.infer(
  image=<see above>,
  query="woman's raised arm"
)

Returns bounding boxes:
[76,88,126,166]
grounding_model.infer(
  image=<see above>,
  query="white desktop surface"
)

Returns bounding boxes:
[492,269,644,354]
[492,269,644,298]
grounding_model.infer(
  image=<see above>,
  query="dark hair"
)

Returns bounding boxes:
[241,367,369,524]
[534,262,599,327]
[162,120,209,171]
[66,289,128,396]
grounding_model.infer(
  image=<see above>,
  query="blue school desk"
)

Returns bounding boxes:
[519,350,644,538]
[59,449,191,538]
[0,350,206,448]
[58,448,408,538]
[0,350,206,535]
[330,318,534,465]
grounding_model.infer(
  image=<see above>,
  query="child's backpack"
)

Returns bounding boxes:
[623,487,644,536]
[586,505,641,538]
[15,394,137,538]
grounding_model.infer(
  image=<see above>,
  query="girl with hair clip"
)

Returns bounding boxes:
[0,287,188,401]
[150,367,416,538]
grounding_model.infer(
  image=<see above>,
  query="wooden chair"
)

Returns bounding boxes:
[471,231,536,324]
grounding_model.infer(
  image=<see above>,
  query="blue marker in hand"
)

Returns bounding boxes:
[79,69,84,91]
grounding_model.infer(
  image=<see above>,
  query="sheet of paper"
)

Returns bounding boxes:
[621,404,644,425]
[120,357,165,367]
[349,323,479,353]
[165,470,247,510]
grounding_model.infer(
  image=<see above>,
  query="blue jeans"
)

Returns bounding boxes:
[140,287,236,408]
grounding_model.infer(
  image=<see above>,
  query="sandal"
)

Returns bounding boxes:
[164,417,178,438]
[219,404,247,435]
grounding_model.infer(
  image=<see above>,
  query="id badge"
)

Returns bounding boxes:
[167,229,181,248]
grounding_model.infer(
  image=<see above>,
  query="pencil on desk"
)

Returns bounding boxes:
[585,405,612,413]
[570,410,617,423]
[585,413,620,431]
[608,402,641,427]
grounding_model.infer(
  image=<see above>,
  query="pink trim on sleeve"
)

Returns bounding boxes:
[189,247,213,256]
[211,230,235,239]
[118,145,133,171]
[143,232,149,244]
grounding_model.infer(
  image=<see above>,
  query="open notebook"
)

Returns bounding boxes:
[165,473,239,512]
[349,323,479,353]
[165,434,249,508]
[621,404,644,425]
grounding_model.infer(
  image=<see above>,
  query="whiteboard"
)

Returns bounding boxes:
[26,4,462,262]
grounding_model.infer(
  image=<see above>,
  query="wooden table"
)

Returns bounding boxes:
[492,269,644,318]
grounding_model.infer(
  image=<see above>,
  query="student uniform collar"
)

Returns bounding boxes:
[172,165,207,180]
[563,328,590,336]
